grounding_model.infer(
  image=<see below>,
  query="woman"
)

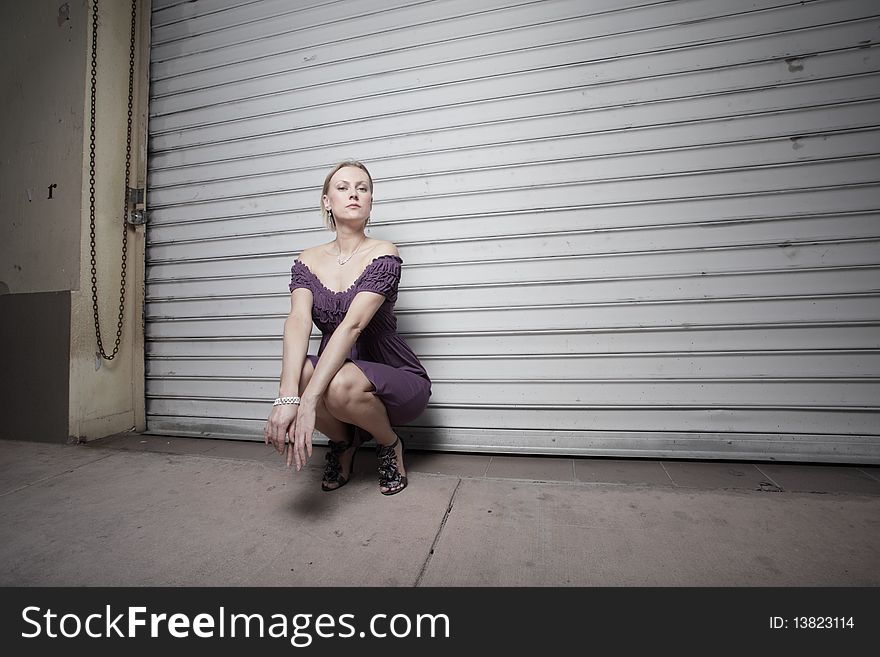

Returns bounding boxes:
[264,161,431,495]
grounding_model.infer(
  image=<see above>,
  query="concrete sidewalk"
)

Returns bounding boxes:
[1,435,878,586]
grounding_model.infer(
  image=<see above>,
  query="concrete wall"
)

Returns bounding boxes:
[0,0,148,443]
[0,1,83,293]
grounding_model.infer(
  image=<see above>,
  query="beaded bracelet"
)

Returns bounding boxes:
[273,396,301,406]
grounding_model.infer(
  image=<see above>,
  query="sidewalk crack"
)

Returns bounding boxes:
[414,478,462,587]
[754,464,784,492]
[658,461,677,486]
[858,467,880,483]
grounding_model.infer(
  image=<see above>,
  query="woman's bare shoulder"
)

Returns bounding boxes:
[367,239,400,258]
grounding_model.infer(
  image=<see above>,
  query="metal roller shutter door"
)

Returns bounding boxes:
[146,0,880,463]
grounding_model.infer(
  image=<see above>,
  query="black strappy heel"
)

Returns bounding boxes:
[321,436,360,492]
[377,434,407,496]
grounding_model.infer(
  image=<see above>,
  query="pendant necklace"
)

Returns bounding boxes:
[336,235,366,266]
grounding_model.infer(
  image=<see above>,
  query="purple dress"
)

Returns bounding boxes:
[288,254,431,427]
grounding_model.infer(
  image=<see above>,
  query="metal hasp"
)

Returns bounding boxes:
[127,186,147,225]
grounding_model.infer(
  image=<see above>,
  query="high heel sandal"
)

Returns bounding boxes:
[377,434,407,496]
[321,435,361,492]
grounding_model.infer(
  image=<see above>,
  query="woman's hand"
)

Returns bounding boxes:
[265,404,298,455]
[290,397,316,471]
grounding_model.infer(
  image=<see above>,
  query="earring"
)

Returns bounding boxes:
[327,208,334,227]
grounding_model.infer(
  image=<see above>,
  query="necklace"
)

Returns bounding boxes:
[335,235,366,266]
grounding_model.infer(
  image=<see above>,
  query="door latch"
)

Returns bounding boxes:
[127,186,147,225]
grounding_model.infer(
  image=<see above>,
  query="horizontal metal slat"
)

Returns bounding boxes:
[144,402,880,434]
[146,350,880,380]
[141,417,880,461]
[144,294,880,338]
[146,241,880,292]
[145,260,880,300]
[145,267,880,316]
[144,324,880,358]
[146,375,880,406]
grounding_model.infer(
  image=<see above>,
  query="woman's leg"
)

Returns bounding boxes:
[299,359,360,490]
[323,363,406,493]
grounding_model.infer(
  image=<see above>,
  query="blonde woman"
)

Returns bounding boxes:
[265,161,431,495]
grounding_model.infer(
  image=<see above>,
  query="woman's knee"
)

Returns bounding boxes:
[325,366,366,413]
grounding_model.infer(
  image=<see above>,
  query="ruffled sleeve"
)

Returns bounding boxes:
[288,260,312,293]
[358,255,402,301]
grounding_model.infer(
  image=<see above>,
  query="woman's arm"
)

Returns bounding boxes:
[290,290,387,470]
[265,287,313,453]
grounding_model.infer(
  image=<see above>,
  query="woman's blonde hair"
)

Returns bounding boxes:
[321,160,373,231]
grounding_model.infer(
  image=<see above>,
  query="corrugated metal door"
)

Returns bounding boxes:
[146,0,880,463]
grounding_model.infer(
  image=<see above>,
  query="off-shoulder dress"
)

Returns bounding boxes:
[288,254,431,427]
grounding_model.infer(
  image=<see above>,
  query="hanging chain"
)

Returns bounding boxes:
[89,0,138,360]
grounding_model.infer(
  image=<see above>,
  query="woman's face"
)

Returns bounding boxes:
[324,166,372,226]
